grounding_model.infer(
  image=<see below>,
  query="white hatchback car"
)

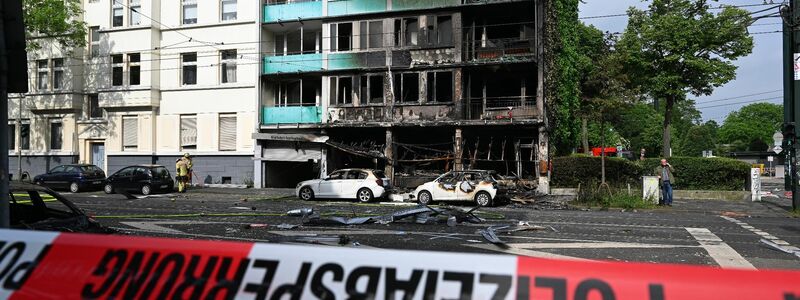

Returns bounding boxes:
[412,170,504,206]
[296,169,391,202]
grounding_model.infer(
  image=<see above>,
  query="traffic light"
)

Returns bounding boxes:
[782,122,796,140]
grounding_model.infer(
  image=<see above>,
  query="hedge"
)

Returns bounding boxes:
[552,156,750,191]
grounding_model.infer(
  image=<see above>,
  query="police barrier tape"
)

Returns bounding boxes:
[0,228,799,300]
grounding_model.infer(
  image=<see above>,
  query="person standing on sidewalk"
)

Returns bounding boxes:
[655,159,675,206]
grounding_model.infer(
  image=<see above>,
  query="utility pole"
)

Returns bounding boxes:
[783,0,800,211]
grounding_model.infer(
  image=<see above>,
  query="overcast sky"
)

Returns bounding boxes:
[579,0,784,123]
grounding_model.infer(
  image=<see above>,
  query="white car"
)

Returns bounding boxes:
[412,170,504,206]
[296,169,391,202]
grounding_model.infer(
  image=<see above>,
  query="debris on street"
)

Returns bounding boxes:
[760,239,800,259]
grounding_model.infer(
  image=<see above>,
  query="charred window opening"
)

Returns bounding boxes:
[330,76,353,106]
[437,16,453,45]
[360,74,385,105]
[276,78,320,107]
[275,34,285,55]
[332,23,353,52]
[301,78,321,106]
[286,31,301,55]
[395,18,418,47]
[360,20,384,49]
[427,71,453,103]
[279,80,301,106]
[393,72,419,103]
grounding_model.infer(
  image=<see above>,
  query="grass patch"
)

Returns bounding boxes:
[791,209,800,218]
[576,183,656,209]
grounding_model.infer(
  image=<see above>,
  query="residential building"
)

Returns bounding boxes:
[254,0,549,191]
[9,0,259,185]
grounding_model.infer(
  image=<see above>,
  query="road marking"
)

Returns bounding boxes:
[720,215,800,258]
[120,220,212,234]
[685,227,755,269]
[466,244,592,261]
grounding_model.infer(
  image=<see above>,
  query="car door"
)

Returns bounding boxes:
[318,170,345,197]
[113,167,135,190]
[456,172,481,200]
[133,167,149,189]
[337,170,366,198]
[63,166,80,187]
[432,172,460,201]
[43,166,67,189]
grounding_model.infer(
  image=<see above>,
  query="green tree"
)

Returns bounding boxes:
[617,0,754,158]
[718,103,782,152]
[616,103,663,158]
[576,22,609,154]
[678,121,718,157]
[24,0,87,52]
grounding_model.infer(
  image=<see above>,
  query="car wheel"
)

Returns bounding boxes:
[418,191,433,205]
[475,191,492,207]
[357,188,374,203]
[69,182,80,193]
[299,187,315,201]
[141,184,152,196]
[104,184,115,194]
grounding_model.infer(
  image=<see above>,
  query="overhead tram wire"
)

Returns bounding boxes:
[696,96,783,109]
[579,2,784,20]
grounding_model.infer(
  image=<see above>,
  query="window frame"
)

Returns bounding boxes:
[181,52,197,85]
[88,94,103,119]
[49,120,63,150]
[90,27,101,58]
[329,76,354,106]
[37,60,49,91]
[122,115,138,151]
[128,53,141,86]
[52,58,65,90]
[180,114,198,150]
[182,0,198,25]
[220,49,237,84]
[112,1,124,27]
[221,0,237,21]
[8,123,15,150]
[19,122,30,150]
[129,0,142,26]
[218,114,237,151]
[111,54,124,86]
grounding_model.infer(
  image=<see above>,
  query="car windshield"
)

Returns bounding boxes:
[373,170,387,178]
[80,165,102,172]
[9,189,79,225]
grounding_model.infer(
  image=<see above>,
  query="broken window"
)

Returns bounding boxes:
[301,78,320,106]
[394,18,418,47]
[303,30,320,54]
[330,76,353,106]
[427,71,453,103]
[275,34,285,56]
[278,80,301,106]
[393,72,419,103]
[437,16,452,45]
[360,20,383,49]
[331,23,353,52]
[359,74,384,105]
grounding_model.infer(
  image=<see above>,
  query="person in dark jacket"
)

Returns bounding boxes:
[655,159,675,206]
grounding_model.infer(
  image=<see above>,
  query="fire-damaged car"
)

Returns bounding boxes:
[8,182,115,233]
[412,170,508,207]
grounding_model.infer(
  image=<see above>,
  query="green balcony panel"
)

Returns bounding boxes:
[328,0,387,16]
[263,1,323,23]
[327,52,362,70]
[263,54,323,74]
[262,106,322,124]
[392,0,460,10]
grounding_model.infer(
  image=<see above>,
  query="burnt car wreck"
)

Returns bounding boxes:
[9,182,115,233]
[254,0,549,194]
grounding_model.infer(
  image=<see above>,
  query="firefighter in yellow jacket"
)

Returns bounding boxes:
[175,158,189,193]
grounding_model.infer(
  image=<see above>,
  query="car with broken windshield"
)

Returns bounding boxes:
[412,170,505,206]
[296,169,391,202]
[9,182,115,233]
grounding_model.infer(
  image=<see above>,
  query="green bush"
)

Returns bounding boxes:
[552,156,750,191]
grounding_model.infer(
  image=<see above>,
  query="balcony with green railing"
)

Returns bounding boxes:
[263,0,323,23]
[262,106,322,125]
[263,53,323,74]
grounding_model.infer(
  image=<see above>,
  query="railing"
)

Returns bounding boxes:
[328,0,387,16]
[262,105,322,124]
[263,53,323,74]
[468,96,537,120]
[468,38,535,62]
[263,0,322,23]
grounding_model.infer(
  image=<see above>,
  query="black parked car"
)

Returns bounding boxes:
[104,165,174,195]
[9,182,115,233]
[33,164,106,193]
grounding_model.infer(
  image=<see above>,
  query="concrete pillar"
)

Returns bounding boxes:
[454,128,463,171]
[384,128,394,182]
[537,127,550,194]
[253,142,263,189]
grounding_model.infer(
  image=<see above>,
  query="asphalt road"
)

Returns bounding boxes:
[58,186,800,271]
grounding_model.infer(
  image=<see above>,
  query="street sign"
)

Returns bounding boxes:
[774,146,784,154]
[774,131,784,146]
[769,156,774,162]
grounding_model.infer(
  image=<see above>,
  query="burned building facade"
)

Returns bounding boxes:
[254,0,549,192]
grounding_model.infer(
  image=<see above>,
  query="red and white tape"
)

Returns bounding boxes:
[0,229,798,299]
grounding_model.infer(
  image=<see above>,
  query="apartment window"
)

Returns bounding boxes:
[112,1,123,27]
[427,71,453,102]
[182,53,197,85]
[128,53,140,85]
[437,16,453,45]
[359,74,384,105]
[359,20,383,49]
[395,18,418,47]
[221,50,237,83]
[219,114,237,151]
[330,23,353,52]
[122,116,138,151]
[180,115,197,150]
[88,94,103,119]
[274,34,285,56]
[52,58,65,90]
[8,124,14,150]
[329,77,353,106]
[90,27,100,58]
[183,0,198,25]
[130,0,141,25]
[277,80,301,106]
[37,60,48,90]
[221,0,237,21]
[393,73,419,103]
[287,31,301,55]
[275,29,321,56]
[20,123,30,150]
[50,121,63,150]
[302,29,321,54]
[111,54,123,86]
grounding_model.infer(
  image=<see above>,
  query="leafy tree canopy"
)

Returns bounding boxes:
[718,103,782,151]
[24,0,87,52]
